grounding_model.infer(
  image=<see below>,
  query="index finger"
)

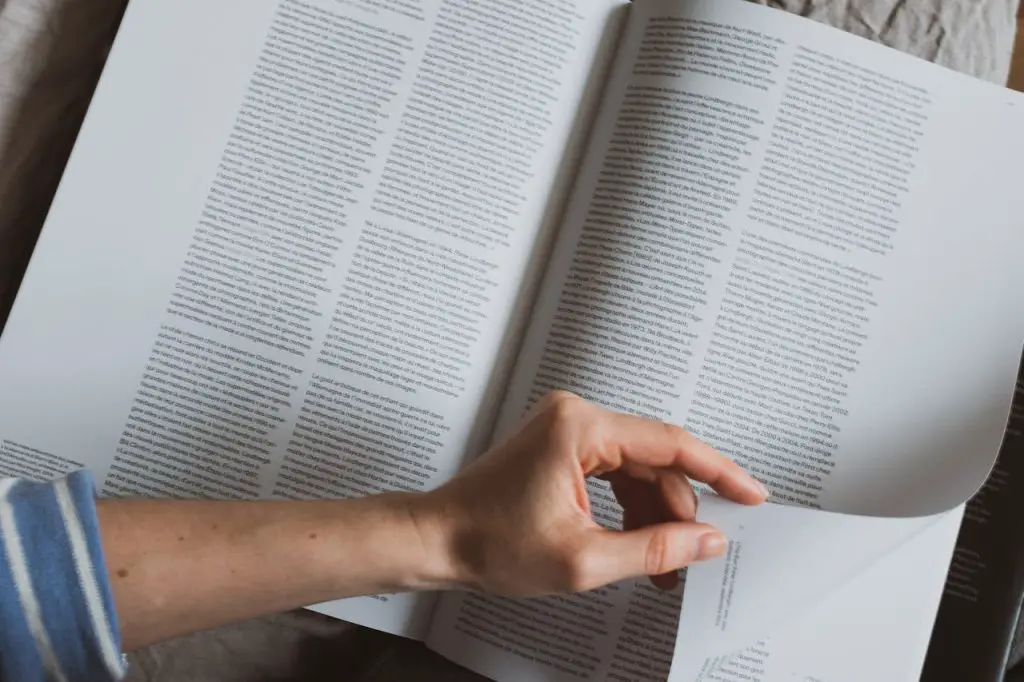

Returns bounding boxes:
[594,409,768,505]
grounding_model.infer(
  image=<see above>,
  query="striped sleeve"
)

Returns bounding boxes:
[0,471,125,682]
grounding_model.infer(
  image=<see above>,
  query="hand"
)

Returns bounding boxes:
[417,391,768,597]
[95,391,766,651]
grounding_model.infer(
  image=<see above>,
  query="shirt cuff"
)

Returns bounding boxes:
[0,471,125,681]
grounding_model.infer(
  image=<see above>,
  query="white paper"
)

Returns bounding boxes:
[495,0,1024,519]
[765,510,960,681]
[0,0,628,639]
[671,500,961,681]
[674,496,950,666]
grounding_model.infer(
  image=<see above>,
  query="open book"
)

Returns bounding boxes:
[1,0,1023,679]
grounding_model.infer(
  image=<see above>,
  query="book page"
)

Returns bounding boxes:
[495,0,1024,520]
[674,501,962,682]
[673,496,959,676]
[0,0,628,638]
[427,0,1024,678]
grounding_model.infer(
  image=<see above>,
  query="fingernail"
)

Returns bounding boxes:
[696,532,727,560]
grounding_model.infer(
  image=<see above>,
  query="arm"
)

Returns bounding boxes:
[98,493,447,651]
[101,392,768,652]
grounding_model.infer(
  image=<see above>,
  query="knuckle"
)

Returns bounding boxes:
[661,421,688,445]
[545,391,585,424]
[645,527,676,575]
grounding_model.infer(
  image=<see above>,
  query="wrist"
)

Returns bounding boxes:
[338,491,467,594]
[399,490,468,591]
[303,491,471,597]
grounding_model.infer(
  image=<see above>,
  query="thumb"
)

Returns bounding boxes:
[575,523,727,590]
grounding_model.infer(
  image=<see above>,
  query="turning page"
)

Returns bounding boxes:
[427,0,1024,679]
[675,497,961,680]
[0,0,627,637]
[677,498,962,682]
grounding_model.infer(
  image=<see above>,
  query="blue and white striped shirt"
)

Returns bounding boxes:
[0,472,124,681]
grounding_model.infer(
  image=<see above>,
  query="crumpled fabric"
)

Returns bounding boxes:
[0,0,124,330]
[750,0,1018,84]
[0,0,1019,680]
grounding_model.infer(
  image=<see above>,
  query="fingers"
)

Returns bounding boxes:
[612,473,696,590]
[532,392,763,504]
[574,523,727,591]
[625,514,681,590]
[659,472,698,522]
[598,410,768,505]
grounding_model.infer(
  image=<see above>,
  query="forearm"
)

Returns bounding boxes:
[97,493,452,651]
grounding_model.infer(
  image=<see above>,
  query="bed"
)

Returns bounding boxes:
[0,0,1019,679]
